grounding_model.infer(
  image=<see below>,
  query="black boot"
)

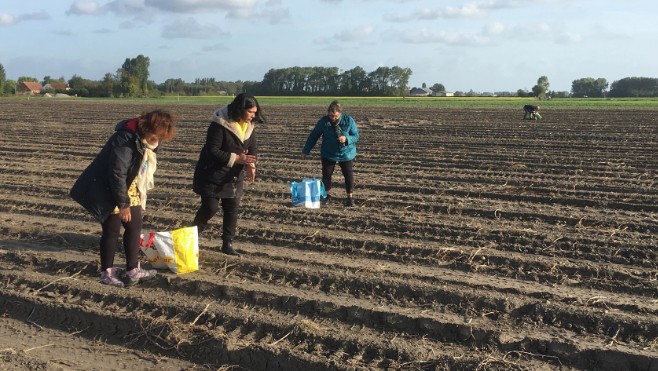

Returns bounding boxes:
[221,240,241,256]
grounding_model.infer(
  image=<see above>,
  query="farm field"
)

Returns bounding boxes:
[0,98,656,370]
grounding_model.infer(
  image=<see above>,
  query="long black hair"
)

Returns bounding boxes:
[227,93,265,123]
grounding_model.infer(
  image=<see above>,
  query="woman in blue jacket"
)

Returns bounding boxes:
[71,109,177,287]
[302,100,360,207]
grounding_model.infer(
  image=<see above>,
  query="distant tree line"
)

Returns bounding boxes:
[0,56,657,98]
[608,77,658,98]
[248,66,413,96]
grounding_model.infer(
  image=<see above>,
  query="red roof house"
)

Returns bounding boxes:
[17,81,44,95]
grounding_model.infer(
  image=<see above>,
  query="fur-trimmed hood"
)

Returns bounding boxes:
[211,106,255,143]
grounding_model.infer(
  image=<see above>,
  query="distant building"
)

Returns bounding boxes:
[43,83,70,91]
[409,87,433,96]
[17,81,44,95]
[433,91,454,97]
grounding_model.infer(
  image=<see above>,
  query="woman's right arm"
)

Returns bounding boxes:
[302,118,324,154]
[204,123,234,166]
[107,137,133,209]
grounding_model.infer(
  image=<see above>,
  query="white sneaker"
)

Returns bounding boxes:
[100,267,124,287]
[125,262,157,286]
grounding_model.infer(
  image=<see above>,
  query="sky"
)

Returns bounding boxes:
[1,0,656,93]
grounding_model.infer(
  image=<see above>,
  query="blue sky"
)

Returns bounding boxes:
[1,0,656,93]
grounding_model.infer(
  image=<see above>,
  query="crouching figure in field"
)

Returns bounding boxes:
[523,105,541,120]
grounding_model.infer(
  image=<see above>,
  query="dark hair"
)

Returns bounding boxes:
[138,108,177,142]
[227,93,265,123]
[328,100,342,114]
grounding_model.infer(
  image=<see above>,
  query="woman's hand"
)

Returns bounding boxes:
[119,207,131,223]
[235,150,256,165]
[246,163,256,182]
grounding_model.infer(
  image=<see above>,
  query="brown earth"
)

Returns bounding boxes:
[0,99,656,370]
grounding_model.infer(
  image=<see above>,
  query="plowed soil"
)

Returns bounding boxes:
[0,99,656,370]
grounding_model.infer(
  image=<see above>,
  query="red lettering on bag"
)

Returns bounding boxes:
[139,232,156,248]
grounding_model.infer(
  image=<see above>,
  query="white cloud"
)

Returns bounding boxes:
[554,32,582,44]
[257,0,290,24]
[162,17,228,39]
[202,43,229,52]
[0,13,16,25]
[105,0,148,15]
[397,28,490,45]
[1,11,50,25]
[484,22,506,35]
[18,11,51,22]
[442,3,487,18]
[145,0,257,13]
[383,0,558,22]
[335,25,376,42]
[67,1,106,15]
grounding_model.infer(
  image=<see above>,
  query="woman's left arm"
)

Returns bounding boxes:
[247,130,258,157]
[245,131,258,181]
[345,116,360,145]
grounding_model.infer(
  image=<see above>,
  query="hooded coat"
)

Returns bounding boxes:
[192,106,258,199]
[70,119,147,223]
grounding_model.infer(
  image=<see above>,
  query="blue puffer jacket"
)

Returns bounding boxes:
[302,113,359,162]
[70,119,146,223]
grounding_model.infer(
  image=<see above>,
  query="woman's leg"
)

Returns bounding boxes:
[100,214,122,270]
[220,197,241,255]
[338,160,354,196]
[220,197,241,242]
[321,157,336,194]
[193,196,220,233]
[122,205,143,271]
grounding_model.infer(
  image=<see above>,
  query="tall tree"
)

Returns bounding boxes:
[368,66,392,95]
[571,77,608,98]
[42,76,66,85]
[431,83,446,92]
[160,78,185,94]
[101,73,119,97]
[68,74,86,89]
[532,75,550,98]
[389,66,412,97]
[339,66,367,95]
[120,55,150,96]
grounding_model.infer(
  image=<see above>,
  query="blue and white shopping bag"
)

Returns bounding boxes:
[290,178,327,208]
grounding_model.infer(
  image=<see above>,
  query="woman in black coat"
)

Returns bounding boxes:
[192,94,264,256]
[71,109,177,286]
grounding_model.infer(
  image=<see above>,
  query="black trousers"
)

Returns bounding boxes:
[321,157,354,194]
[100,205,142,271]
[192,196,240,241]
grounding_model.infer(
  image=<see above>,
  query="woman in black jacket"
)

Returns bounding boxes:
[71,109,176,286]
[191,94,264,256]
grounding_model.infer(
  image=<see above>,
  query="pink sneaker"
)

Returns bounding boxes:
[100,268,124,287]
[125,262,157,286]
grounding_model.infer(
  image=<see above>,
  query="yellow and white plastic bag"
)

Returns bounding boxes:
[139,226,199,274]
